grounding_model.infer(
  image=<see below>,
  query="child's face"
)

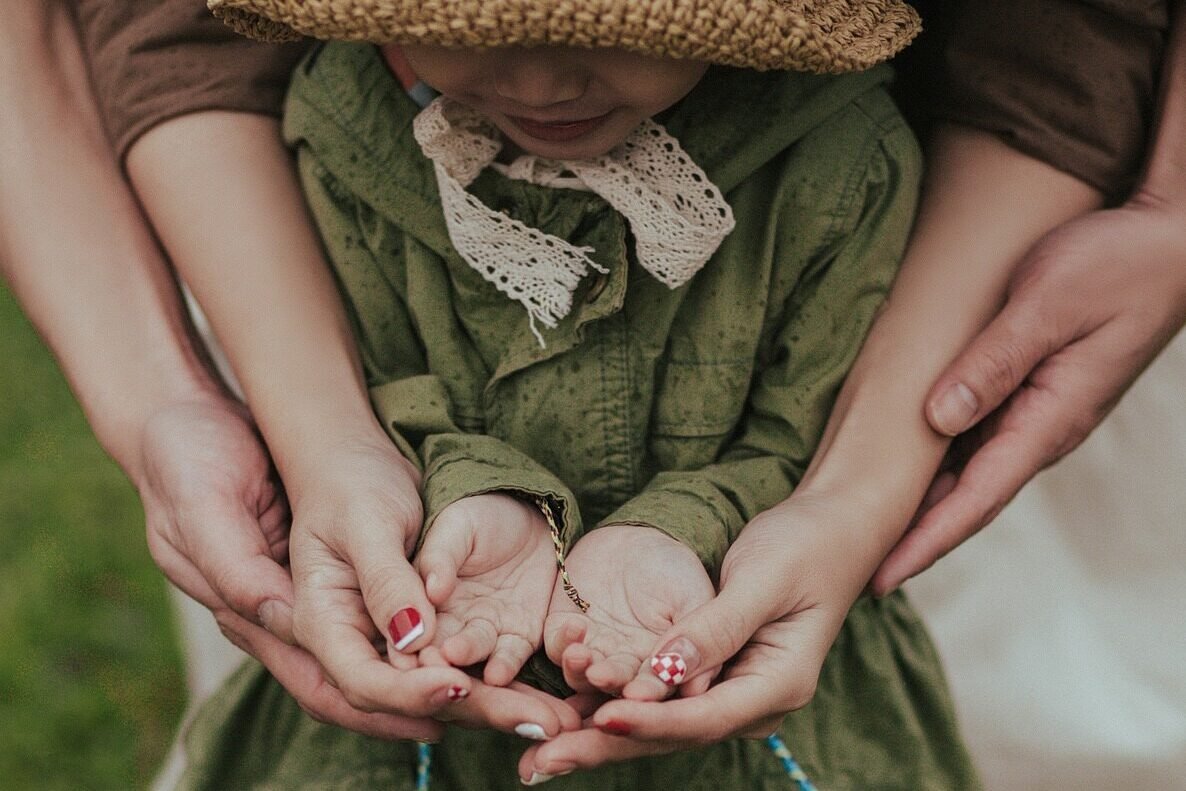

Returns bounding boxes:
[399,44,709,160]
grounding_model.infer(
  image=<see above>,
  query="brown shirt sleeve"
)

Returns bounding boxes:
[897,0,1169,197]
[74,0,309,161]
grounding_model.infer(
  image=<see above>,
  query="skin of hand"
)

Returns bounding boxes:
[519,126,1105,777]
[876,1,1186,593]
[519,501,857,780]
[876,192,1186,592]
[415,493,558,687]
[541,525,715,702]
[1,1,448,741]
[284,433,485,714]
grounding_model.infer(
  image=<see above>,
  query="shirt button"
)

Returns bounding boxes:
[586,272,609,303]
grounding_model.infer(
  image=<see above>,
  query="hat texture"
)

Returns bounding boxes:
[207,0,920,73]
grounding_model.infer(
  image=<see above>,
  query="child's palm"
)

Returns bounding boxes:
[544,525,714,699]
[416,494,557,686]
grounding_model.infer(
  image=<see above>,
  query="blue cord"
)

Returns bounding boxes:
[416,742,432,791]
[766,734,818,791]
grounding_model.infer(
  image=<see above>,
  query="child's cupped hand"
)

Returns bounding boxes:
[543,524,716,702]
[415,493,558,686]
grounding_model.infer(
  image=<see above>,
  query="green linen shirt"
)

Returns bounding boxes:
[178,43,981,790]
[284,44,919,579]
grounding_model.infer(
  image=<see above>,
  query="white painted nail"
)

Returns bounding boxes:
[515,723,549,741]
[522,772,555,786]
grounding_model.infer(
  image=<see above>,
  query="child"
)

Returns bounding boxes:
[180,0,978,787]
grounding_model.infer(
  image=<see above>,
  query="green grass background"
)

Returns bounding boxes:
[0,284,185,789]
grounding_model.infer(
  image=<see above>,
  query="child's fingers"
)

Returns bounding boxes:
[439,616,499,668]
[415,527,467,607]
[483,632,536,687]
[585,650,644,695]
[543,612,588,665]
[559,641,601,693]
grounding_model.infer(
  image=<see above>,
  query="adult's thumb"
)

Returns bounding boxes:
[624,587,772,701]
[926,299,1052,436]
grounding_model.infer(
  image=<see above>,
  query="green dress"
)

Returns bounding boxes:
[179,43,980,790]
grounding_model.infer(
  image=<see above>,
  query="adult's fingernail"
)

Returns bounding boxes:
[650,636,698,685]
[388,607,424,651]
[257,600,295,643]
[522,772,554,786]
[446,685,469,702]
[514,723,549,741]
[931,382,978,436]
[598,719,632,736]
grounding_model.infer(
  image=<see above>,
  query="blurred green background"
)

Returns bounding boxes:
[0,284,185,789]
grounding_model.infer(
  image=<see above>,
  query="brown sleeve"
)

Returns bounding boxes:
[897,0,1169,197]
[74,0,309,161]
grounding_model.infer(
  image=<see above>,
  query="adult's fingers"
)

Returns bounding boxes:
[517,729,687,784]
[925,294,1062,437]
[292,544,469,715]
[347,530,437,655]
[875,338,1112,593]
[213,605,444,742]
[618,574,782,702]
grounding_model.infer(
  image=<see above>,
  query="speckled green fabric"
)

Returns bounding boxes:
[179,43,980,790]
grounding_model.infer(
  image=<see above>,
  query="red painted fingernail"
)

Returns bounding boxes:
[599,719,632,736]
[446,685,468,702]
[650,652,688,685]
[388,607,424,651]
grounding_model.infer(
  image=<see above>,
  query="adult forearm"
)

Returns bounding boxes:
[125,112,391,498]
[788,126,1102,570]
[0,1,225,480]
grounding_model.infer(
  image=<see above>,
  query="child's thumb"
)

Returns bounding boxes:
[415,530,465,607]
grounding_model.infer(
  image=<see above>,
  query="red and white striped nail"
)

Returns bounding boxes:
[388,607,424,652]
[446,685,469,702]
[650,652,688,685]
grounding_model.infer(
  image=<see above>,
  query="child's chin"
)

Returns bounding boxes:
[500,125,627,161]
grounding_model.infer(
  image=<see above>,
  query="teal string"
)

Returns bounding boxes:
[766,734,817,791]
[416,742,432,791]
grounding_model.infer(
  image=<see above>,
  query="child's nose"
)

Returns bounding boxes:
[493,50,588,108]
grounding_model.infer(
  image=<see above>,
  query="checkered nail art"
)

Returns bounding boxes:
[650,652,688,685]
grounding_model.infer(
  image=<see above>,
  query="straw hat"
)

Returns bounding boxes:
[208,0,919,74]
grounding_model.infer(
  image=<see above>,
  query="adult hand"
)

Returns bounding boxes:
[285,437,573,735]
[517,496,867,779]
[137,395,441,740]
[873,193,1186,594]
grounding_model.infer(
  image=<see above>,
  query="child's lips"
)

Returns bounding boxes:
[506,111,612,143]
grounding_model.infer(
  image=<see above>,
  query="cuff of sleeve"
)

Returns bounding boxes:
[597,477,743,578]
[419,433,582,553]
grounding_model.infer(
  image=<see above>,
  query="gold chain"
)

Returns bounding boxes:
[533,496,589,613]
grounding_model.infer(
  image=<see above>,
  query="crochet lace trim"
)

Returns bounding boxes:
[412,98,736,346]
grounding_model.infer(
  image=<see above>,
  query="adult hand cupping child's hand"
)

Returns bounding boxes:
[519,499,869,779]
[416,493,558,687]
[139,396,442,740]
[286,434,476,716]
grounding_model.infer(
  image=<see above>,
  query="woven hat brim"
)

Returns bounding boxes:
[208,0,920,74]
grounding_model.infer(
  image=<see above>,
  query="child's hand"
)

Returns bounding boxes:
[543,524,715,701]
[415,493,557,686]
